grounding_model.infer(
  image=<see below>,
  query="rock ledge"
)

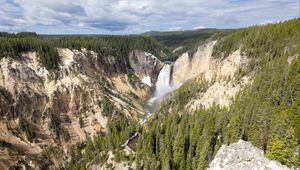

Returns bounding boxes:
[207,140,290,170]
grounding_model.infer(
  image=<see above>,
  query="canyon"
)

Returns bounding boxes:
[0,18,299,170]
[0,39,250,169]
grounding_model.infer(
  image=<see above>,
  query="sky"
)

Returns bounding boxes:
[0,0,299,34]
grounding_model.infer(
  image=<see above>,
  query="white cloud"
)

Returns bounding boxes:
[169,26,182,31]
[194,26,206,30]
[260,20,274,25]
[0,0,298,33]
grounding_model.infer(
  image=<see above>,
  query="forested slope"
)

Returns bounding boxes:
[136,18,300,169]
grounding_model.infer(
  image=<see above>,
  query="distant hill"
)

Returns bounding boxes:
[143,28,233,55]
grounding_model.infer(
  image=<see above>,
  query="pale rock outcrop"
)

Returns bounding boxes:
[188,76,250,110]
[173,46,183,53]
[171,41,250,109]
[287,54,298,65]
[172,41,217,86]
[207,140,290,170]
[89,151,135,170]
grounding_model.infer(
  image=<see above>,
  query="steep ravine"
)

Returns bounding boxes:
[118,40,254,169]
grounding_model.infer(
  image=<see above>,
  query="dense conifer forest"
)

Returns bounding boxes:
[0,33,173,70]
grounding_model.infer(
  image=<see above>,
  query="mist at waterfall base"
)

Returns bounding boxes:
[143,64,177,114]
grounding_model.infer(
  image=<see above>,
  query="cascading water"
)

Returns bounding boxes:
[125,63,178,148]
[154,64,173,100]
[143,64,175,115]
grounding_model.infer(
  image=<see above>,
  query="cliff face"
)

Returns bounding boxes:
[171,40,250,109]
[172,41,217,86]
[207,140,290,170]
[129,50,164,87]
[0,48,158,169]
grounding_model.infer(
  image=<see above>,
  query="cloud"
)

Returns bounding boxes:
[259,20,274,25]
[194,26,206,30]
[86,19,135,31]
[0,0,298,34]
[169,26,182,31]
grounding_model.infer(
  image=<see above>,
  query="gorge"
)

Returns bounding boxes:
[0,18,299,170]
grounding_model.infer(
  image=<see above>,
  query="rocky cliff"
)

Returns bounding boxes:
[129,50,164,87]
[170,40,251,109]
[207,140,291,170]
[0,48,160,169]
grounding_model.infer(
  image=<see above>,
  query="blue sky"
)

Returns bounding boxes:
[0,0,299,34]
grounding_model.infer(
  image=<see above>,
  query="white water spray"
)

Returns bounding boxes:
[142,64,174,120]
[153,64,174,101]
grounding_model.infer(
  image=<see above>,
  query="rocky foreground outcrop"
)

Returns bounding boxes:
[207,140,290,170]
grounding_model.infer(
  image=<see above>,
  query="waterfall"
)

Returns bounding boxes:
[125,64,177,149]
[154,64,173,100]
[144,63,177,114]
